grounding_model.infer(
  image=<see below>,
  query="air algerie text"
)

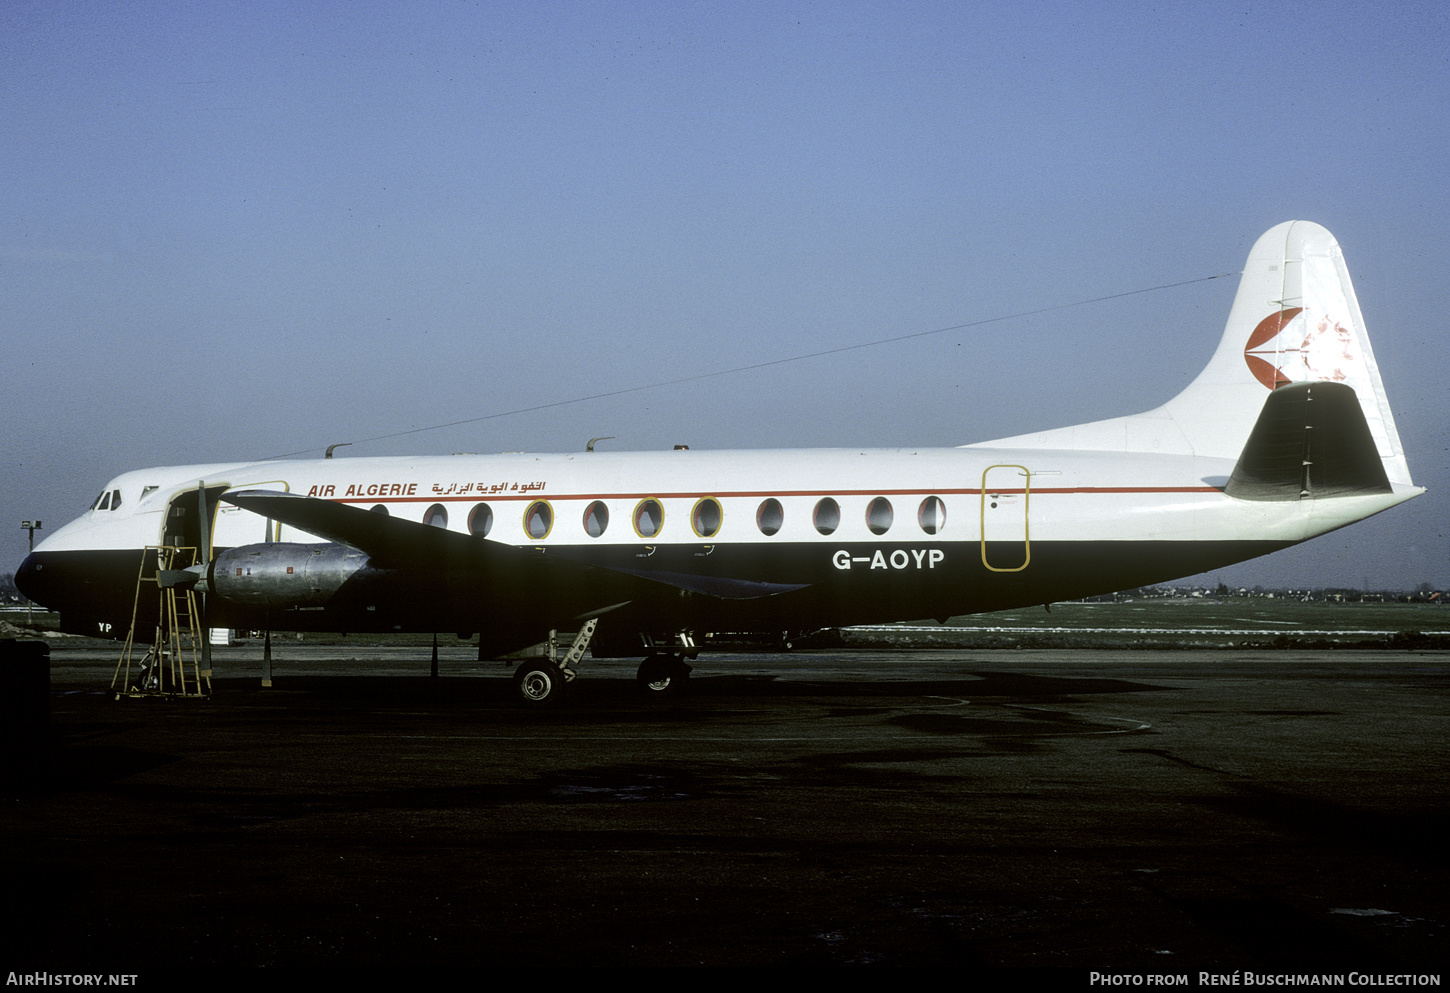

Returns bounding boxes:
[307,483,418,498]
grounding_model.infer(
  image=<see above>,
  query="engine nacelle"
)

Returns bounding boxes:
[210,543,373,610]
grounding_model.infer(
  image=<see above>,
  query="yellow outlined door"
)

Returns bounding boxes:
[215,481,292,547]
[981,464,1030,572]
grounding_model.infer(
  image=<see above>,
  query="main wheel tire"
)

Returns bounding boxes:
[636,654,691,697]
[514,660,566,706]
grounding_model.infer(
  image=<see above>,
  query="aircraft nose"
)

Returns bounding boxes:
[14,553,49,606]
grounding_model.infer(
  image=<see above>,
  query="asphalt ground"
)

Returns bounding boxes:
[3,644,1447,975]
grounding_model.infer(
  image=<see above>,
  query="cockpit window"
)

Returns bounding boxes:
[90,492,104,511]
[111,489,122,510]
[98,491,111,511]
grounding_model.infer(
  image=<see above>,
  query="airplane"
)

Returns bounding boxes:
[14,221,1421,704]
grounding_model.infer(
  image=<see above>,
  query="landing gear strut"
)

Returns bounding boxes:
[512,618,596,707]
[510,623,698,705]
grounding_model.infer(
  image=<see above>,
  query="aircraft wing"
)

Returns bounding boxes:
[221,490,807,601]
[223,490,460,565]
[554,564,809,600]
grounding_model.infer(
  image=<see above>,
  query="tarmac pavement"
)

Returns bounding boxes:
[3,645,1446,972]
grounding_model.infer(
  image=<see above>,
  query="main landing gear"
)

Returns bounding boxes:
[636,652,692,697]
[511,623,698,706]
[512,618,596,707]
[513,657,571,706]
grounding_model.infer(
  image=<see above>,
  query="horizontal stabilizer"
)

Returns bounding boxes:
[1225,381,1391,501]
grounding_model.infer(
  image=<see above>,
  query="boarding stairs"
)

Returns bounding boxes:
[113,545,212,699]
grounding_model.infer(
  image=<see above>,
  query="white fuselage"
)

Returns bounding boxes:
[36,446,1411,560]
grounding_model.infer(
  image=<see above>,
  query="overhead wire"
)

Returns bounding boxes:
[265,271,1237,460]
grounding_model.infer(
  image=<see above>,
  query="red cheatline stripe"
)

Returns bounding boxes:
[333,484,1223,505]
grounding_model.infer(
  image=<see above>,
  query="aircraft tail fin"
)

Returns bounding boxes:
[971,221,1414,490]
[1166,221,1408,479]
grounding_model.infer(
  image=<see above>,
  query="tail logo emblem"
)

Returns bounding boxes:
[1243,308,1357,390]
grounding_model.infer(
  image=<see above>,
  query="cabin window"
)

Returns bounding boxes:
[525,500,553,539]
[583,501,609,538]
[370,504,389,515]
[468,503,494,537]
[756,498,783,536]
[633,498,664,538]
[691,498,723,538]
[918,496,946,534]
[866,497,892,535]
[813,497,840,535]
[423,504,448,529]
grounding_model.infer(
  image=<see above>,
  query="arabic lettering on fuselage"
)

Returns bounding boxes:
[432,481,547,496]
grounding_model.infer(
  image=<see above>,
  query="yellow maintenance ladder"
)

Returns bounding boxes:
[113,545,212,699]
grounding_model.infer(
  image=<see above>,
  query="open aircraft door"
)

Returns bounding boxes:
[160,480,292,556]
[162,483,231,555]
[981,464,1030,572]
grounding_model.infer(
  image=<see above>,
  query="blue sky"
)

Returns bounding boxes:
[4,0,1447,589]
